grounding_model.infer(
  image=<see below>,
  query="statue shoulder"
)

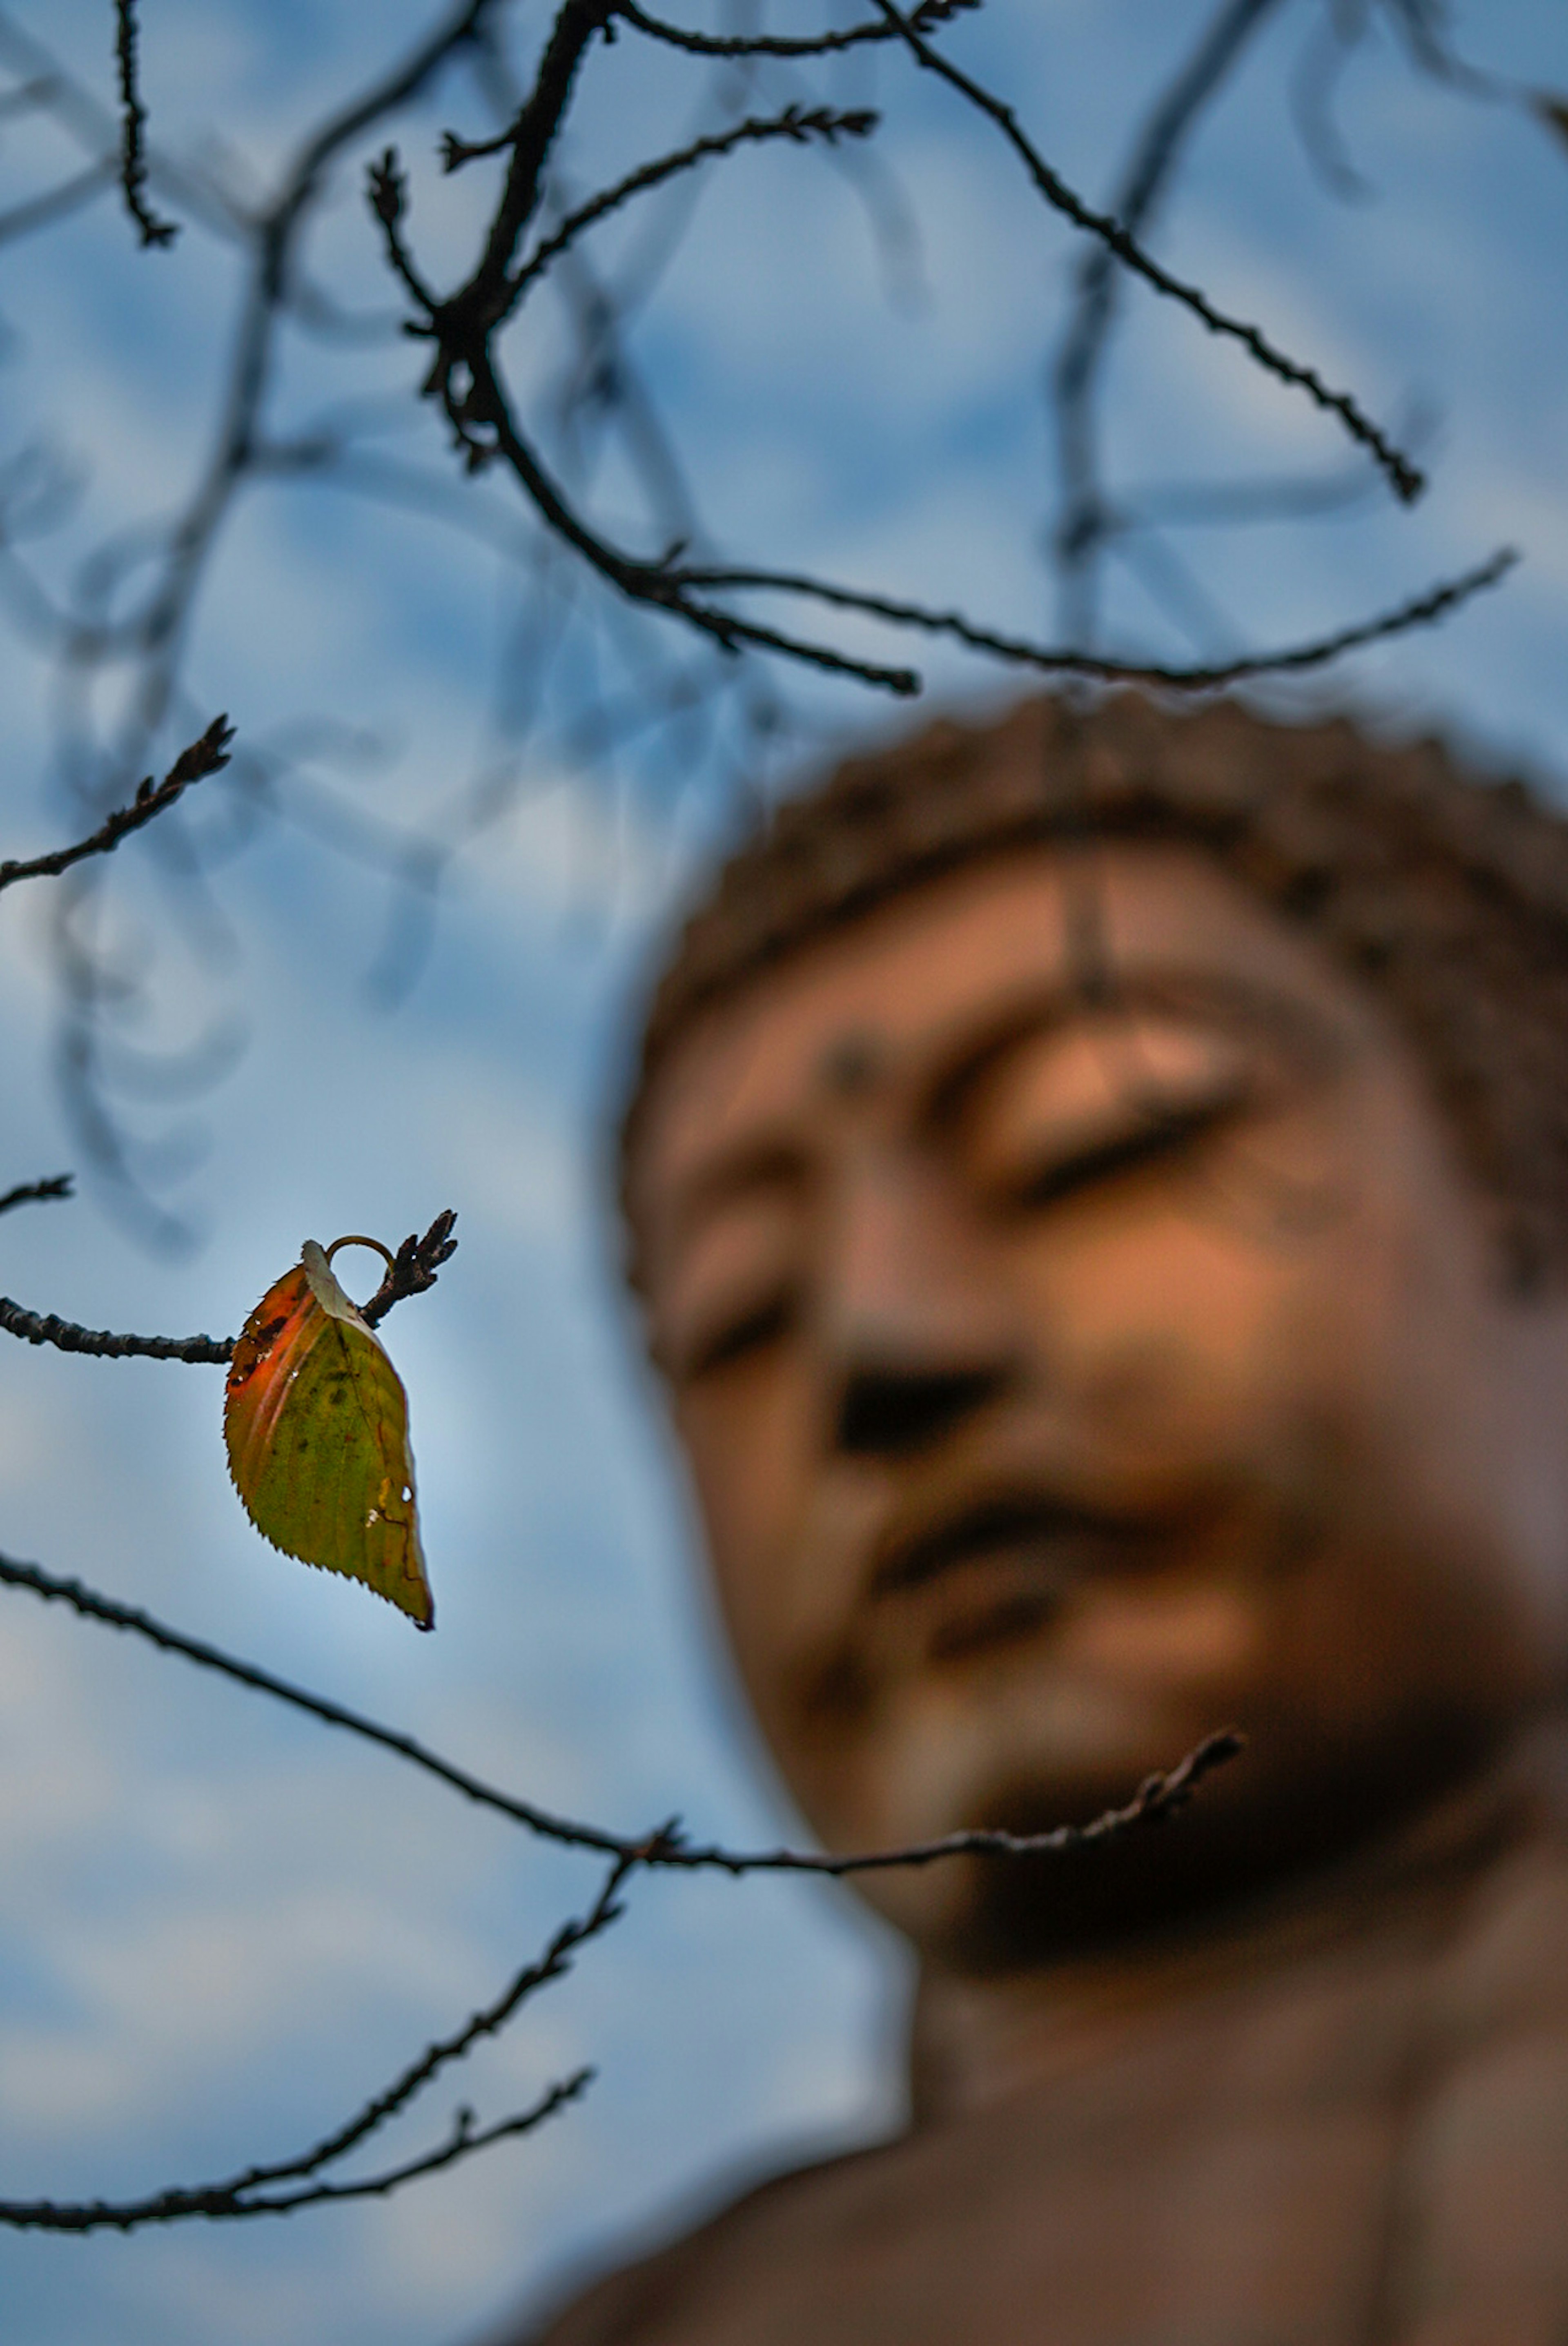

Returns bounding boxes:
[510,2140,886,2346]
[1380,1790,1568,2333]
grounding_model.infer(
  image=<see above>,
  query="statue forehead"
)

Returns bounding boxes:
[633,839,1370,1196]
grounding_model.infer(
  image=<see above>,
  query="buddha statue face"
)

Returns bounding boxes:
[628,842,1568,1969]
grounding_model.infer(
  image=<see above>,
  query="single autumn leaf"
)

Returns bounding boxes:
[224,1239,434,1629]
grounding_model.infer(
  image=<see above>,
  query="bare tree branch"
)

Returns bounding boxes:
[871,0,1423,503]
[252,1858,631,2189]
[1052,0,1289,642]
[361,1208,460,1325]
[0,716,233,896]
[0,2070,594,2230]
[369,0,1472,723]
[672,546,1518,688]
[385,299,925,688]
[0,1206,458,1358]
[616,0,977,63]
[0,1304,232,1361]
[506,104,880,305]
[113,0,178,247]
[0,1856,627,2232]
[0,1547,1243,1877]
[0,1547,635,1851]
[0,1173,72,1215]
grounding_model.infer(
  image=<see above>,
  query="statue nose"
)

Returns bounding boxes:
[834,1359,1007,1458]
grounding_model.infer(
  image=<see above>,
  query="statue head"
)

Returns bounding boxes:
[619,694,1568,1974]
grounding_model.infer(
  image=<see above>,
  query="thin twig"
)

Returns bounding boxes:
[0,1549,1243,1876]
[871,0,1423,504]
[452,0,617,310]
[1051,0,1288,642]
[0,1860,627,2232]
[366,149,441,310]
[247,1857,631,2188]
[615,0,976,62]
[361,1209,459,1324]
[0,1548,628,1853]
[507,105,879,304]
[113,0,178,247]
[0,2070,592,2230]
[448,359,921,691]
[0,1173,72,1216]
[377,0,1449,706]
[0,1301,232,1362]
[671,546,1518,687]
[0,716,232,896]
[0,1206,457,1359]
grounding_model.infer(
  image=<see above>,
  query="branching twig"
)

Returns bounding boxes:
[0,1301,233,1362]
[0,1858,626,2232]
[366,148,440,310]
[258,1856,631,2186]
[0,1548,1243,1877]
[0,716,232,896]
[113,0,178,247]
[0,2070,592,2230]
[399,337,922,689]
[0,1205,457,1358]
[669,546,1518,688]
[616,0,976,63]
[1052,0,1288,642]
[507,105,879,304]
[372,0,1457,714]
[0,1173,72,1216]
[871,0,1423,504]
[361,1208,459,1324]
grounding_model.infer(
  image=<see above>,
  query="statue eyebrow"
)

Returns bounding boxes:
[663,1137,811,1254]
[920,968,1334,1133]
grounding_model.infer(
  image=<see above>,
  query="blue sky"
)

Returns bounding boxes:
[0,3,1565,2341]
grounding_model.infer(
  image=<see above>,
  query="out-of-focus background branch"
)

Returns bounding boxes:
[0,2,1563,2340]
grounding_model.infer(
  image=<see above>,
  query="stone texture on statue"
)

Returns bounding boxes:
[533,1747,1568,2344]
[501,695,1568,2346]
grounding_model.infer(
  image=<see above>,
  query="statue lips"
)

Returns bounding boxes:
[868,1486,1210,1666]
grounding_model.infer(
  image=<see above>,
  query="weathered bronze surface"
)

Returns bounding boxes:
[519,697,1568,2345]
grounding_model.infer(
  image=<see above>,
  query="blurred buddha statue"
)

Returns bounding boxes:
[520,693,1568,2346]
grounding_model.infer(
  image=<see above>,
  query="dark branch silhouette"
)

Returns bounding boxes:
[361,1208,460,1325]
[615,0,976,63]
[0,1545,1242,1879]
[0,1173,73,1216]
[113,0,178,247]
[363,0,1468,734]
[0,1305,229,1360]
[0,716,232,895]
[506,104,880,304]
[0,1207,459,1359]
[1052,0,1287,643]
[0,2071,593,2230]
[0,0,1510,1236]
[671,547,1517,689]
[869,0,1423,503]
[0,1861,626,2232]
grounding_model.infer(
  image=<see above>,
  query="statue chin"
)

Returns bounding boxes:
[856,1697,1526,1978]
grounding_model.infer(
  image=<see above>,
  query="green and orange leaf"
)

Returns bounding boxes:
[224,1240,433,1629]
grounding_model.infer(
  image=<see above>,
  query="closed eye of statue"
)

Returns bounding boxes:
[998,1083,1250,1214]
[955,1012,1256,1217]
[678,1287,797,1381]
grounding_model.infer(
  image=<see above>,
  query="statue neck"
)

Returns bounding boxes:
[908,1722,1567,2129]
